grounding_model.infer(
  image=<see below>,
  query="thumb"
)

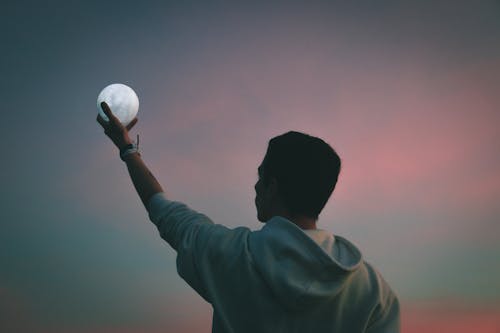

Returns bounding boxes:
[126,117,138,131]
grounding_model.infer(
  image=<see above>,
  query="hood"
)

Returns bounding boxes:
[249,216,362,311]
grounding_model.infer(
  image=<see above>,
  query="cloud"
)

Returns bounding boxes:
[403,301,500,333]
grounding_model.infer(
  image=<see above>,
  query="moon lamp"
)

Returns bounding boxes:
[97,83,139,126]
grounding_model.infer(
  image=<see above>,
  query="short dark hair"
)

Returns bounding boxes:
[261,131,341,219]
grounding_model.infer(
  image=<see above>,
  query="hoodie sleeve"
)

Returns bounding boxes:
[147,192,250,303]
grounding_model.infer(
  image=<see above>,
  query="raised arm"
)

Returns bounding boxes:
[96,102,163,207]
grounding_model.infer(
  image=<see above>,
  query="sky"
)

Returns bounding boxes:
[1,0,500,332]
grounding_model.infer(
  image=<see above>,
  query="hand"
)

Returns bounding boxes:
[96,102,138,150]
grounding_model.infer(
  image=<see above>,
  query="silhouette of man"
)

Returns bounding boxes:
[97,102,400,332]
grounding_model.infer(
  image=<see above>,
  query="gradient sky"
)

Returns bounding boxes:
[2,0,500,332]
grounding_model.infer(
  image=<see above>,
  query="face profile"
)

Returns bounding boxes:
[254,164,268,222]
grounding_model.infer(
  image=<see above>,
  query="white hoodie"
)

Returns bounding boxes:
[148,193,400,333]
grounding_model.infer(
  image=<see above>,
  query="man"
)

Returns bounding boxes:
[97,102,400,332]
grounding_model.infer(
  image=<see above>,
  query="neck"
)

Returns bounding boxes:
[289,215,317,230]
[268,200,317,229]
[276,209,317,229]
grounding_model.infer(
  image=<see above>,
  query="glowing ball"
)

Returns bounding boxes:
[97,83,139,125]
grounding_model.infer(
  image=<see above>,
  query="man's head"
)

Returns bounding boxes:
[254,131,341,223]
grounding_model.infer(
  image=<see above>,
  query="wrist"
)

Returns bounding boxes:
[118,139,133,151]
[122,151,141,162]
[118,144,131,151]
[120,143,140,161]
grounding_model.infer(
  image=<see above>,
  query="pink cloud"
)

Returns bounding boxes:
[403,301,500,333]
[78,35,500,252]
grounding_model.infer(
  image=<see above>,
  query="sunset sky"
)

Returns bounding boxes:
[2,1,500,332]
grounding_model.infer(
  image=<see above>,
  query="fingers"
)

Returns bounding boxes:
[126,117,138,131]
[96,114,108,128]
[100,102,119,123]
